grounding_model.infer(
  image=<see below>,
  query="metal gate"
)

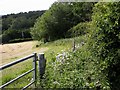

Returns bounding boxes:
[0,53,37,89]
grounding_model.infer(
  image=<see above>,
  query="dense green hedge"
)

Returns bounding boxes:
[88,2,120,89]
[1,29,32,44]
[8,38,32,43]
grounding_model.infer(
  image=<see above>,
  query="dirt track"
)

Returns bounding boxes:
[0,41,48,65]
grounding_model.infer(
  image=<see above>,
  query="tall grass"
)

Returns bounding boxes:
[1,59,33,88]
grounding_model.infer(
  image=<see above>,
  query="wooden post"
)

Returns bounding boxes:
[72,39,75,51]
[33,53,37,86]
[38,53,46,79]
[72,30,76,52]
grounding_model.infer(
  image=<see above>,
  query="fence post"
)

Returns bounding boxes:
[38,53,46,79]
[72,39,75,51]
[33,53,37,86]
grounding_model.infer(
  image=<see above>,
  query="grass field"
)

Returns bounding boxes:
[0,41,48,65]
[0,40,48,88]
[0,38,76,88]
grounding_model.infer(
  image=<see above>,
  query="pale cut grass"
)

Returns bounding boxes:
[0,41,48,66]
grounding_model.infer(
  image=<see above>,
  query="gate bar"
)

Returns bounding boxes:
[22,81,35,90]
[0,54,34,70]
[33,53,37,86]
[0,68,34,88]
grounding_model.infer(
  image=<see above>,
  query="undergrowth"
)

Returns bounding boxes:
[37,35,110,89]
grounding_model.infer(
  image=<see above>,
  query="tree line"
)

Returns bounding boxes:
[1,10,45,43]
[31,2,95,42]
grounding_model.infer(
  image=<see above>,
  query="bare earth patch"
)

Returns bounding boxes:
[0,41,48,65]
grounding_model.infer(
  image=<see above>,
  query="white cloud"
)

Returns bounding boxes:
[0,0,57,15]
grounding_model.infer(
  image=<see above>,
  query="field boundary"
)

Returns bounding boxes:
[0,52,46,89]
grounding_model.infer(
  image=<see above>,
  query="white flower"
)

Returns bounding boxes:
[53,81,60,85]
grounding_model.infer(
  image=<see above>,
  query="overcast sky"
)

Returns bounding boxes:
[0,0,57,15]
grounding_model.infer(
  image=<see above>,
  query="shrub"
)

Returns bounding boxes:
[89,2,120,89]
[39,46,109,89]
[67,22,91,37]
[8,38,32,43]
[37,35,109,89]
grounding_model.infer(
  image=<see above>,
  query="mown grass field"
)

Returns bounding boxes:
[0,41,48,65]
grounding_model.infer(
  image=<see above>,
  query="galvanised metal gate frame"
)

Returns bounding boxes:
[0,53,37,89]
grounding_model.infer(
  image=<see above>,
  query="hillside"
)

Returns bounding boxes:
[1,10,46,43]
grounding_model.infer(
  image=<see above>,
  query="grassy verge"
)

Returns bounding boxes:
[38,36,86,63]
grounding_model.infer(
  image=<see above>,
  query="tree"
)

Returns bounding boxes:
[71,2,95,24]
[31,2,71,41]
[31,2,95,41]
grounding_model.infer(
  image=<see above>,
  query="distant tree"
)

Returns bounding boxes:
[2,29,32,43]
[2,29,21,43]
[2,10,45,31]
[10,17,26,30]
[2,17,13,31]
[1,10,45,43]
